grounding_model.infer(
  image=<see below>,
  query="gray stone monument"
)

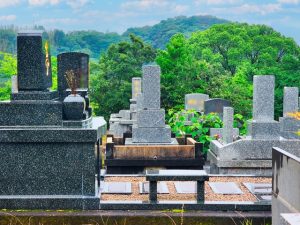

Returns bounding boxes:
[248,75,280,140]
[127,65,174,144]
[185,93,209,112]
[208,75,300,175]
[283,87,299,117]
[130,77,142,120]
[222,107,234,144]
[0,32,107,210]
[280,87,300,139]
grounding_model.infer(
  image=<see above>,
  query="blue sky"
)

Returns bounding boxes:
[0,0,299,43]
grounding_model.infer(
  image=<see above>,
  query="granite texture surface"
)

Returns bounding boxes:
[132,77,142,100]
[0,100,62,126]
[57,52,89,100]
[132,125,172,143]
[223,107,234,144]
[137,109,165,128]
[283,87,299,117]
[185,93,209,111]
[17,32,50,91]
[253,75,275,121]
[248,120,280,140]
[210,128,239,138]
[11,91,58,101]
[142,65,161,109]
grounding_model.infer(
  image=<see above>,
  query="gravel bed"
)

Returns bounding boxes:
[101,176,271,202]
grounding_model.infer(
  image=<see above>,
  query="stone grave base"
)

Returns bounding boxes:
[208,138,300,176]
[62,116,93,128]
[105,136,204,174]
[0,194,100,210]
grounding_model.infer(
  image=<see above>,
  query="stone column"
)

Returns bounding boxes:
[222,107,234,144]
[283,87,299,117]
[248,75,280,140]
[253,75,275,121]
[17,31,50,91]
[131,65,172,144]
[130,77,142,120]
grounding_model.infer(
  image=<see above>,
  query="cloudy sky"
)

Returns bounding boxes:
[0,0,299,43]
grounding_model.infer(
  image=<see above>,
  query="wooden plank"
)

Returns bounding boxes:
[114,145,195,159]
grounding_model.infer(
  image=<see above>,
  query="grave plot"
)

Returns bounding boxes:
[100,175,271,203]
[105,65,204,174]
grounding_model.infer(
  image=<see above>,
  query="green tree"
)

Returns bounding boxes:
[90,34,156,120]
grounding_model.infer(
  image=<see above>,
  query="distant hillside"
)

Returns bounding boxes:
[0,15,229,58]
[124,15,229,49]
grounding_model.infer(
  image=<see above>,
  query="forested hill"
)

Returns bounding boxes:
[0,15,229,58]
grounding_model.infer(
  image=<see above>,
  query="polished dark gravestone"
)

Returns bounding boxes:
[0,32,107,210]
[204,98,231,119]
[57,52,89,100]
[139,182,169,194]
[17,31,52,91]
[208,182,243,195]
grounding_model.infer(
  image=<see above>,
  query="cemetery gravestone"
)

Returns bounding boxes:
[204,98,231,119]
[185,93,209,112]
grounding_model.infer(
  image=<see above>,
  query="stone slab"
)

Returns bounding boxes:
[248,120,280,140]
[208,182,243,195]
[125,138,178,145]
[142,65,160,109]
[283,87,299,117]
[210,128,239,138]
[256,195,272,202]
[204,98,231,117]
[17,32,51,91]
[0,101,62,126]
[139,182,169,194]
[243,183,272,195]
[132,125,172,143]
[185,93,209,111]
[11,91,59,101]
[281,213,300,225]
[174,181,196,194]
[132,77,142,100]
[137,109,165,128]
[101,182,132,194]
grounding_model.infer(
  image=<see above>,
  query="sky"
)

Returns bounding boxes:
[0,0,299,43]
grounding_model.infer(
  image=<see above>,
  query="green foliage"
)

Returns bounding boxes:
[89,34,156,120]
[168,109,248,152]
[124,15,229,49]
[168,109,222,153]
[0,16,227,59]
[157,23,300,119]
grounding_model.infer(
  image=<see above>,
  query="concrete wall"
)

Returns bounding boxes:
[272,147,300,225]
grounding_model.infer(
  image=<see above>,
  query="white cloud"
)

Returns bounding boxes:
[36,17,78,24]
[195,0,242,5]
[0,0,20,8]
[28,0,60,6]
[121,0,189,14]
[212,3,282,15]
[28,0,90,8]
[278,0,299,4]
[0,15,17,21]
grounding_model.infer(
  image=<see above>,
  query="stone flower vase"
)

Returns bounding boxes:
[63,94,85,120]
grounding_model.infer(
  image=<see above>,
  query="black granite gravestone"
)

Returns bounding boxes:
[57,52,89,100]
[17,31,52,91]
[204,98,231,119]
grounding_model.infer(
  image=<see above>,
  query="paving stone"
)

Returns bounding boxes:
[101,182,132,194]
[243,183,272,195]
[139,182,169,194]
[174,181,196,194]
[256,194,272,202]
[208,182,243,195]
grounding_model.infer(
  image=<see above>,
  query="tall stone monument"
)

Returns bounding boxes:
[128,65,174,144]
[248,75,280,140]
[280,87,300,139]
[0,31,106,210]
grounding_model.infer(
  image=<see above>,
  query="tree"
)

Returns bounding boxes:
[90,34,156,120]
